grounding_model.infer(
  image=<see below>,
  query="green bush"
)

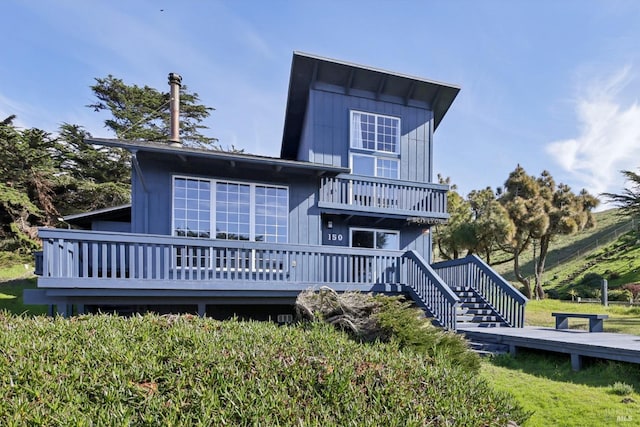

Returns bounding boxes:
[610,382,635,396]
[579,272,604,288]
[608,289,632,302]
[0,313,529,425]
[373,295,481,374]
[296,290,481,375]
[0,251,32,269]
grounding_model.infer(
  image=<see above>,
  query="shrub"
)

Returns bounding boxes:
[608,289,633,302]
[0,251,32,269]
[623,283,640,301]
[373,295,481,374]
[608,271,621,280]
[295,289,481,375]
[610,382,635,396]
[579,273,604,288]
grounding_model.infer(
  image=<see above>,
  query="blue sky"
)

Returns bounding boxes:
[3,1,640,207]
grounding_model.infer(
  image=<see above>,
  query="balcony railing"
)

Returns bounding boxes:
[319,174,449,219]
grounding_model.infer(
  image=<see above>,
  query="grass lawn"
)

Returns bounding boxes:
[482,352,640,427]
[525,299,640,335]
[481,298,640,426]
[0,263,48,315]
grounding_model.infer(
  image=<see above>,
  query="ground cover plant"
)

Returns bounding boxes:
[0,313,529,426]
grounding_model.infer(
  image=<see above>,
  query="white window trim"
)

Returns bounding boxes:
[349,227,400,250]
[350,110,401,154]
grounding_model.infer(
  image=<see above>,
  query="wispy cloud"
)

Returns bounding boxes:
[546,66,640,199]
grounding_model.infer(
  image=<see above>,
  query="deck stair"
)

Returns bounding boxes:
[451,286,507,328]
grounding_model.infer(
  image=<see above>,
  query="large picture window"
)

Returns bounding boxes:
[172,177,288,243]
[350,111,400,179]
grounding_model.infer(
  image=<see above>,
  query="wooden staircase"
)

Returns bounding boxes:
[450,286,507,328]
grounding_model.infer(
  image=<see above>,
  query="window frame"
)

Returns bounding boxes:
[172,175,289,243]
[350,110,401,154]
[349,110,401,179]
[349,227,400,251]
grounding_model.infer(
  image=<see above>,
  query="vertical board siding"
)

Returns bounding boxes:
[306,88,434,183]
[299,89,433,182]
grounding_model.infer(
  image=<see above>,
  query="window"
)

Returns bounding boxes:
[351,111,400,153]
[350,111,400,179]
[255,186,288,243]
[172,177,288,243]
[173,177,211,238]
[350,228,399,250]
[215,182,251,241]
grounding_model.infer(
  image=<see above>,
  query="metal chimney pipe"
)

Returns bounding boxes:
[168,72,182,146]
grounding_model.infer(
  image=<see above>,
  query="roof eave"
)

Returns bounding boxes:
[85,138,349,175]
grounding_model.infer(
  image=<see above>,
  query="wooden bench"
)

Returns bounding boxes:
[551,312,608,333]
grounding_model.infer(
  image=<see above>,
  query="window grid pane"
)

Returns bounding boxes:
[173,178,211,238]
[376,158,399,179]
[216,182,251,241]
[255,186,288,243]
[376,116,399,153]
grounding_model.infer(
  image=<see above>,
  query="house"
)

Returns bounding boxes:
[27,52,526,329]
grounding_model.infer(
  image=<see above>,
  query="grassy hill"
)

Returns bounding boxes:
[490,209,640,299]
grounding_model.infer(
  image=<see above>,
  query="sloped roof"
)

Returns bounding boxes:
[280,52,460,159]
[63,204,131,227]
[85,138,349,176]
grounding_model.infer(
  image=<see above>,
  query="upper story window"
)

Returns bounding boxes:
[351,111,400,153]
[350,111,400,179]
[173,176,288,243]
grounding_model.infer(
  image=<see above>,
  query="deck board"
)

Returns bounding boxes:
[459,325,640,370]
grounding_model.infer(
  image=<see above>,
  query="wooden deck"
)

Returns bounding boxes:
[459,325,640,370]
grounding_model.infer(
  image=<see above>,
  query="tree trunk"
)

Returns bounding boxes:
[534,236,550,299]
[513,248,532,298]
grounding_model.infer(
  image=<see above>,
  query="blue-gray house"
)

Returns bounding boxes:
[28,52,526,329]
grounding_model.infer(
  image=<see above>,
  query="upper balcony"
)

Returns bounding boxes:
[318,174,449,222]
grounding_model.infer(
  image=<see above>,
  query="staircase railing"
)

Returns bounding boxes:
[432,255,528,327]
[402,250,460,330]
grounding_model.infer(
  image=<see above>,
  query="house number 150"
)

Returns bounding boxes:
[328,233,343,241]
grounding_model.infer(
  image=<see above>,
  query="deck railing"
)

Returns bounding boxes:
[38,229,525,330]
[38,228,403,289]
[432,255,528,327]
[319,174,449,218]
[402,250,459,330]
